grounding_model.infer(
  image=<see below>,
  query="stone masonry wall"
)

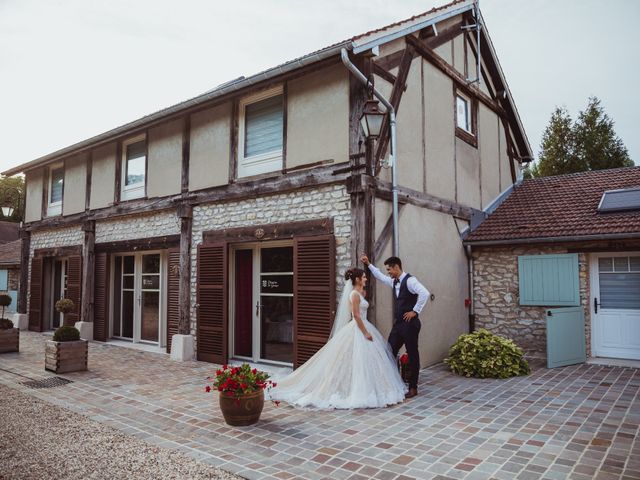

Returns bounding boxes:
[190,184,351,336]
[472,246,591,357]
[95,210,180,243]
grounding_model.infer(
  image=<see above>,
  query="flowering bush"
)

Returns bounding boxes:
[399,353,409,364]
[205,363,277,400]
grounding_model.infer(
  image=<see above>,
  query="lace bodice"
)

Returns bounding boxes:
[350,291,369,322]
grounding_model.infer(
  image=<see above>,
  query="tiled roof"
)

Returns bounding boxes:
[0,240,21,266]
[465,167,640,244]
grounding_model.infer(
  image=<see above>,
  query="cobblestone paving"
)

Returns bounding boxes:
[0,332,638,480]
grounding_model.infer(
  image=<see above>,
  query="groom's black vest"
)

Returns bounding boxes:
[393,274,419,324]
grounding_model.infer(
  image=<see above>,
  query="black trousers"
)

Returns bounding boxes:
[388,317,421,389]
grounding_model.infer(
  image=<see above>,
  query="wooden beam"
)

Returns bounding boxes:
[114,141,122,204]
[181,115,191,194]
[202,218,333,244]
[95,235,180,253]
[405,34,505,117]
[80,221,95,324]
[373,204,405,261]
[34,245,82,258]
[18,230,30,314]
[374,179,475,221]
[85,151,93,212]
[348,56,368,163]
[178,205,192,335]
[375,44,415,173]
[372,63,398,86]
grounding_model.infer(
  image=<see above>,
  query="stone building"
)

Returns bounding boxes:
[5,0,532,368]
[465,167,640,366]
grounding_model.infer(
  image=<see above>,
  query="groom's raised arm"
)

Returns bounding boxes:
[365,263,395,288]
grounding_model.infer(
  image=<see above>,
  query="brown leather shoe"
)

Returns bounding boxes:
[405,388,418,399]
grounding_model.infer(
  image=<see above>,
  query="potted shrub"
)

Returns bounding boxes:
[205,363,276,426]
[0,314,18,354]
[45,325,88,373]
[55,298,75,326]
[445,329,530,379]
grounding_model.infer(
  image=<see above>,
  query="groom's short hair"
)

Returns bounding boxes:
[384,256,402,269]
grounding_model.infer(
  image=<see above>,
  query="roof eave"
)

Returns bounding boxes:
[464,231,640,247]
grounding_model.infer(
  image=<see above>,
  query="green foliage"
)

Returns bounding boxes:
[53,326,80,342]
[444,329,530,379]
[529,97,633,178]
[0,175,25,223]
[55,298,75,314]
[0,318,14,329]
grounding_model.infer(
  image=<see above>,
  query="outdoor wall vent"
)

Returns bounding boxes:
[598,187,640,213]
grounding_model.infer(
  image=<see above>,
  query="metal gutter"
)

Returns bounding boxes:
[352,2,474,54]
[464,231,640,247]
[3,41,351,177]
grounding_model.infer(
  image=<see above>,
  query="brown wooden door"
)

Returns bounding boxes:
[166,248,180,353]
[28,257,44,332]
[93,252,110,342]
[196,243,228,364]
[293,235,336,368]
[65,255,82,326]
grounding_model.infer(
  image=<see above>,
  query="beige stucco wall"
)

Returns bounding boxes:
[373,199,469,367]
[286,65,349,169]
[25,169,43,223]
[90,143,116,210]
[62,153,87,216]
[147,119,183,198]
[453,35,465,75]
[455,138,481,209]
[189,102,231,191]
[478,104,501,208]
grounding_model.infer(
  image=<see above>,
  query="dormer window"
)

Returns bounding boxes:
[47,163,64,216]
[121,135,146,201]
[238,86,284,178]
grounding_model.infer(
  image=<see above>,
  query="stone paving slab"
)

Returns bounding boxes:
[0,332,638,480]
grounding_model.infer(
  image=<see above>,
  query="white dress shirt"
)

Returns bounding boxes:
[367,264,430,314]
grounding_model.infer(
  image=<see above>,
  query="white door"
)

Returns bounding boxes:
[591,254,640,360]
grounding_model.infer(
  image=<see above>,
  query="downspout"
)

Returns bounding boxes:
[341,48,400,257]
[464,245,475,333]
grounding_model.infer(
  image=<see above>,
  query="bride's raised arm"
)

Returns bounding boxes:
[350,291,373,341]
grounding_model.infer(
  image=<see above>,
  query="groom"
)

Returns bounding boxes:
[361,254,430,399]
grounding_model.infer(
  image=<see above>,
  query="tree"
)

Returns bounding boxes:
[0,175,25,223]
[527,97,633,178]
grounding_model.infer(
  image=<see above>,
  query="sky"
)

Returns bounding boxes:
[1,0,638,173]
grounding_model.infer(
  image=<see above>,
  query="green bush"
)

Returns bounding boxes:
[55,298,75,314]
[0,318,13,330]
[0,294,12,307]
[53,326,80,342]
[444,329,530,379]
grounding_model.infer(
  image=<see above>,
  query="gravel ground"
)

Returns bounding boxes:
[0,385,242,480]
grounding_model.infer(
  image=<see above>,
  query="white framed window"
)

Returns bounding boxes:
[238,86,284,178]
[456,94,472,134]
[121,134,146,201]
[47,163,64,217]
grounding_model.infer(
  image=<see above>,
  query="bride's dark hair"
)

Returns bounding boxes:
[344,268,365,285]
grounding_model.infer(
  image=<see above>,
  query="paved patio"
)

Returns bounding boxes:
[1,332,638,480]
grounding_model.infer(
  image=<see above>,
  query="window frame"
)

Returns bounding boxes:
[121,134,147,201]
[454,89,478,148]
[46,162,64,217]
[237,85,285,179]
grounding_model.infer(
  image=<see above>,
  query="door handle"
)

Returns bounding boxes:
[594,297,600,314]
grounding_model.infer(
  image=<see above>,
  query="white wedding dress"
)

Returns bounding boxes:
[269,285,407,409]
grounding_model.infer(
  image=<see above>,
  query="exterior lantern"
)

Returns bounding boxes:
[1,205,14,218]
[360,99,384,139]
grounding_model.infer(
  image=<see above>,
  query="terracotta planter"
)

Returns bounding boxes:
[0,328,19,353]
[45,339,88,374]
[219,389,264,426]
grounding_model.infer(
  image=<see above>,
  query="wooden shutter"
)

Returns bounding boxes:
[65,255,83,326]
[518,254,580,306]
[293,235,336,368]
[166,248,180,353]
[93,252,110,342]
[196,243,228,364]
[28,257,44,332]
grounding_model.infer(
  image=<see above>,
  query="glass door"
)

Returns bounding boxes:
[112,252,163,345]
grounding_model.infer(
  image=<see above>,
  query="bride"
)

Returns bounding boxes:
[269,268,407,409]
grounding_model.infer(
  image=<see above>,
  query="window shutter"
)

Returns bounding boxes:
[518,254,580,306]
[293,235,336,368]
[166,248,180,353]
[196,243,228,364]
[0,269,7,291]
[29,257,44,331]
[94,252,110,342]
[64,256,83,325]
